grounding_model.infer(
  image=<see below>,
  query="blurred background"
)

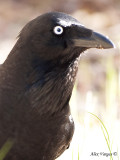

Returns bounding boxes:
[0,0,120,159]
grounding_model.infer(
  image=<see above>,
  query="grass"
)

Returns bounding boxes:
[0,139,14,160]
[88,112,113,160]
[69,110,119,160]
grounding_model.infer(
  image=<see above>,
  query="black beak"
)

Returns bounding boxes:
[73,31,114,49]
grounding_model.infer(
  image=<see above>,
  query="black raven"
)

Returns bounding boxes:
[0,12,114,160]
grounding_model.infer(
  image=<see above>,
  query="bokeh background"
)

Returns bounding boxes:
[0,0,120,159]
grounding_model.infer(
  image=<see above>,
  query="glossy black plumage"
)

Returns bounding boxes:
[0,12,114,160]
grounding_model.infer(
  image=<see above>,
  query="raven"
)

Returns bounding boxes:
[0,12,114,160]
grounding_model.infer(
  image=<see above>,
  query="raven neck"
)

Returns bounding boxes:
[26,56,80,115]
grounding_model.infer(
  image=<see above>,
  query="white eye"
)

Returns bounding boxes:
[53,26,63,35]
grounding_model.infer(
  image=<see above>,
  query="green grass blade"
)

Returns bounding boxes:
[88,112,114,160]
[78,146,79,160]
[88,112,110,143]
[0,138,14,160]
[72,149,74,160]
[101,126,113,160]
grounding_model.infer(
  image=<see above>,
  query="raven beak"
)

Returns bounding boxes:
[74,31,114,49]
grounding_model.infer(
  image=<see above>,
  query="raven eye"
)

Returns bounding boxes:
[53,26,63,35]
